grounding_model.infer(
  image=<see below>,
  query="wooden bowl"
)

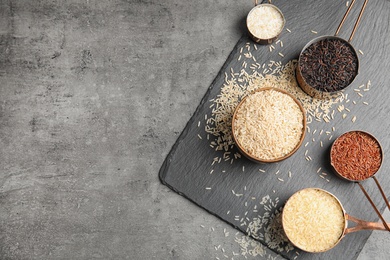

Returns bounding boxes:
[231,87,306,163]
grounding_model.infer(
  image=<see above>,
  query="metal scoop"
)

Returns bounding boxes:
[330,130,390,232]
[282,188,390,253]
[296,0,368,98]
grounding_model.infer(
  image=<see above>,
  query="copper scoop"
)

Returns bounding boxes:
[330,130,390,232]
[282,188,390,253]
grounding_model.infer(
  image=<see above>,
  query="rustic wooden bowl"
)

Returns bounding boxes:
[231,87,306,163]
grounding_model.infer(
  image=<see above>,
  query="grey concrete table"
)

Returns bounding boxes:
[0,0,388,259]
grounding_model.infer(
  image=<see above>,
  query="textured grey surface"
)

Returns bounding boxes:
[0,0,388,259]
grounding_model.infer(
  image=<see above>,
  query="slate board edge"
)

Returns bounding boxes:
[158,0,385,256]
[158,35,246,184]
[158,34,294,260]
[157,32,379,258]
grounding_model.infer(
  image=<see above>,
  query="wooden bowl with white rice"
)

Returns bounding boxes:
[231,87,306,163]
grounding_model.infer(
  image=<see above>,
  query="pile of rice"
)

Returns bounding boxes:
[247,5,284,39]
[232,88,304,161]
[282,188,345,252]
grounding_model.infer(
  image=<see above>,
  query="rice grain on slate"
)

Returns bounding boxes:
[206,60,344,163]
[233,89,304,160]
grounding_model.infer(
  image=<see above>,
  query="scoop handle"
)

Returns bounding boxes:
[357,181,390,231]
[334,0,369,42]
[255,0,272,5]
[345,214,390,234]
[373,176,390,211]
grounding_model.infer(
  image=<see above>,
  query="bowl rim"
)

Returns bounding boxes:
[281,187,348,253]
[231,87,306,163]
[330,130,383,182]
[296,35,360,97]
[246,3,286,44]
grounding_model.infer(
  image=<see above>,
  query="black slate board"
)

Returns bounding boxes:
[160,0,390,259]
